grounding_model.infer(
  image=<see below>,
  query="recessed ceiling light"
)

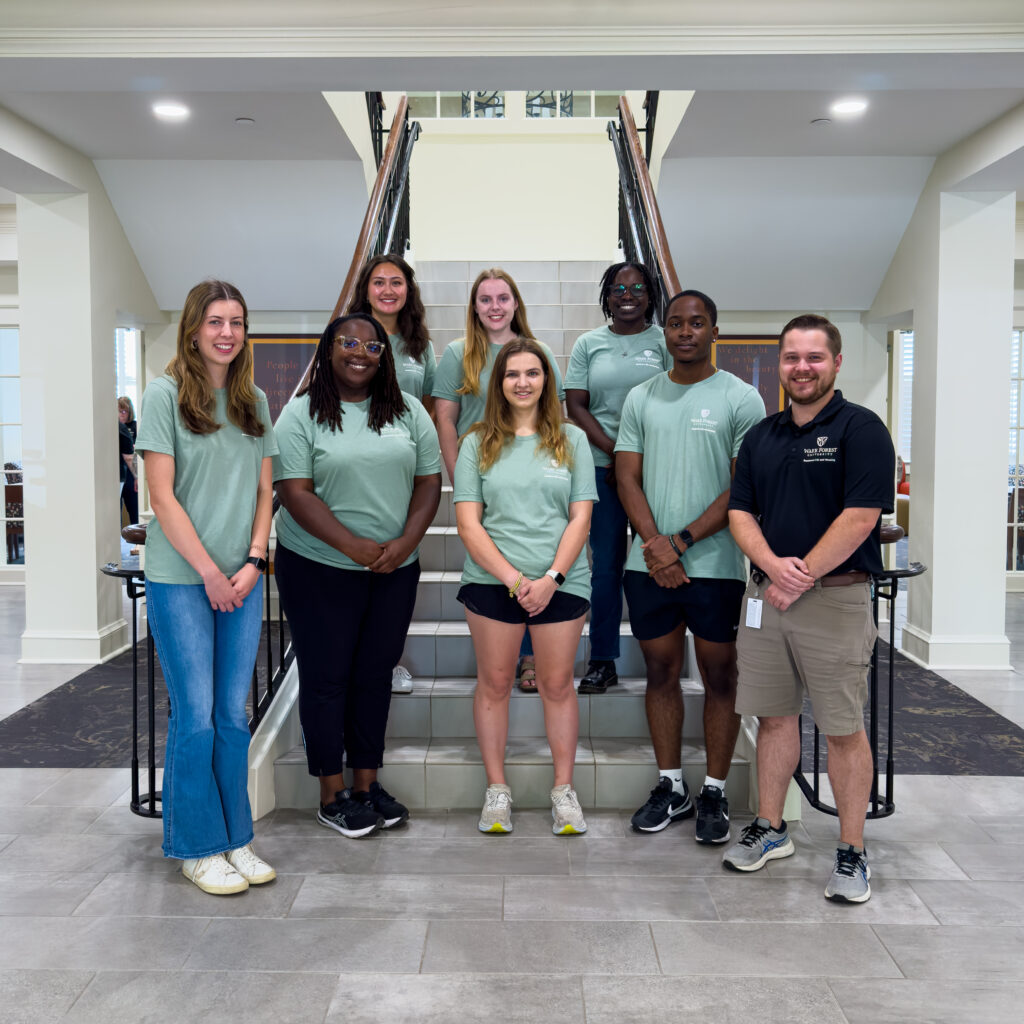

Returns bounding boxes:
[830,97,868,117]
[152,101,190,122]
[235,117,255,127]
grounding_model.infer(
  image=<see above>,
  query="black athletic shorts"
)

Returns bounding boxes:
[622,571,744,644]
[457,583,590,625]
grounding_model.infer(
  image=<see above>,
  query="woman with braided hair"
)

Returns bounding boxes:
[273,312,441,838]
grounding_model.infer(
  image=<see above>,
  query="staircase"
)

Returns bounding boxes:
[265,259,754,813]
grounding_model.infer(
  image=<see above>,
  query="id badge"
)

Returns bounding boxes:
[745,597,763,629]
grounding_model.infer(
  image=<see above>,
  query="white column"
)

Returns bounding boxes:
[17,191,129,662]
[901,190,1016,669]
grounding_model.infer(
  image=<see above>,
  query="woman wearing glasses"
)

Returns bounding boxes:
[564,263,670,694]
[273,313,441,838]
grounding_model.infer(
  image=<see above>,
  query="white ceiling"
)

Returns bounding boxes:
[1,2,1023,312]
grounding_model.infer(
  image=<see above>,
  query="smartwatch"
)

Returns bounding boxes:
[545,570,566,586]
[246,555,268,573]
[677,529,695,549]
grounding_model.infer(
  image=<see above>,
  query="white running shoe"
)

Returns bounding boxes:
[181,854,248,895]
[391,665,414,693]
[551,784,587,835]
[226,844,276,885]
[478,783,513,833]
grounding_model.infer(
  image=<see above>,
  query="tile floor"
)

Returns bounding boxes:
[1,587,1023,1022]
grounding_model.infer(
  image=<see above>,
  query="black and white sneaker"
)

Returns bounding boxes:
[317,788,384,838]
[695,785,731,844]
[630,777,694,832]
[353,781,409,829]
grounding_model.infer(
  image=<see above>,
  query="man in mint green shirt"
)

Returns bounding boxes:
[615,289,765,845]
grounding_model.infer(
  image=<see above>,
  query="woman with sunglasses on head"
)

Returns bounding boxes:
[349,254,437,693]
[564,262,669,695]
[455,338,596,836]
[135,279,277,896]
[273,313,441,838]
[433,268,566,692]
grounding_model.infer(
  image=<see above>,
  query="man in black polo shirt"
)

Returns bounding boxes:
[721,314,894,904]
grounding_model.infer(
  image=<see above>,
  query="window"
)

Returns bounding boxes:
[114,326,140,410]
[408,90,619,120]
[897,329,913,463]
[1,327,23,566]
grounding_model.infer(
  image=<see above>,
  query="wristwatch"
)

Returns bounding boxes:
[246,555,268,573]
[677,529,695,549]
[545,570,566,586]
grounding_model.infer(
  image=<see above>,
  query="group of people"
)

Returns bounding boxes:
[136,254,893,905]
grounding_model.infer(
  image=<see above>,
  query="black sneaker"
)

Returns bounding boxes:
[695,785,731,844]
[577,660,618,694]
[630,777,694,832]
[317,788,384,838]
[353,781,409,829]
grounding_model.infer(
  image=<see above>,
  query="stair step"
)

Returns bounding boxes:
[274,736,749,812]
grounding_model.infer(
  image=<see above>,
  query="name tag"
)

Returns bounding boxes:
[745,597,763,629]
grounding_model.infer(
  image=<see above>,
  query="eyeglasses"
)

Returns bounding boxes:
[336,336,384,356]
[610,283,647,295]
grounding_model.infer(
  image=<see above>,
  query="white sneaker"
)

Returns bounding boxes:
[181,854,248,895]
[551,784,588,835]
[226,844,276,885]
[478,783,513,833]
[391,665,414,693]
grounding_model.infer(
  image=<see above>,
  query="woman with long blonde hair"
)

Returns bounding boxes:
[454,339,595,836]
[136,280,277,896]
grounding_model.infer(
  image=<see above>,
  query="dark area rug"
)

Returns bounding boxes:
[0,622,290,769]
[800,641,1024,776]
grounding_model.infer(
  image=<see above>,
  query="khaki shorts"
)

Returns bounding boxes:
[735,578,876,736]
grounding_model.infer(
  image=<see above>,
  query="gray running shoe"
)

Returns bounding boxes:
[824,844,871,903]
[478,783,513,834]
[551,784,587,835]
[722,817,795,872]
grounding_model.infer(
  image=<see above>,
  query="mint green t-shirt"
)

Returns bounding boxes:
[453,424,597,601]
[135,375,278,585]
[615,370,765,581]
[273,393,441,570]
[564,323,670,467]
[432,338,566,437]
[391,333,437,402]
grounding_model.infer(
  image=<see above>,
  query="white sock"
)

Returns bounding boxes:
[703,775,727,793]
[660,769,685,794]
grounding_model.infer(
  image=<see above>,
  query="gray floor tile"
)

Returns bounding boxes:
[947,775,1024,815]
[909,879,1024,925]
[0,805,105,835]
[373,838,570,875]
[969,813,1024,843]
[0,916,208,969]
[325,973,585,1024]
[73,871,304,918]
[289,873,502,919]
[0,969,95,1023]
[185,918,427,972]
[652,922,902,978]
[873,924,1024,980]
[940,840,1024,880]
[705,875,937,923]
[443,808,624,838]
[64,970,338,1024]
[0,872,104,917]
[0,834,173,875]
[246,833,382,874]
[582,976,847,1024]
[83,805,165,836]
[29,769,131,807]
[798,809,993,845]
[0,768,70,806]
[423,921,659,974]
[829,978,1024,1024]
[764,835,968,881]
[568,837,724,876]
[503,875,719,921]
[0,835,11,853]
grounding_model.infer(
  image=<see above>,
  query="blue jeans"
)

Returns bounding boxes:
[146,579,264,859]
[588,465,628,661]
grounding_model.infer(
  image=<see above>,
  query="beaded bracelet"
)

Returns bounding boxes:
[667,534,684,559]
[508,572,524,598]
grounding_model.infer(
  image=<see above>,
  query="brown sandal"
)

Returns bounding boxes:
[516,656,538,693]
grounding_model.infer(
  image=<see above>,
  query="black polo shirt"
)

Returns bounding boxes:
[728,390,895,576]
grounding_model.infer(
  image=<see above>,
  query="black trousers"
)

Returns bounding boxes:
[274,541,419,775]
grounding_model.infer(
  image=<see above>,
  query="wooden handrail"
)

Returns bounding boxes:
[618,95,680,297]
[329,93,410,323]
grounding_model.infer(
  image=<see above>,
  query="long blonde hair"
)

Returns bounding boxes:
[166,279,264,436]
[467,338,572,473]
[458,268,535,398]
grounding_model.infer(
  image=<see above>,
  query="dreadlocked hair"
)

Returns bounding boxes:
[348,254,432,361]
[299,312,407,434]
[466,338,572,474]
[458,268,535,398]
[598,261,660,323]
[167,279,265,436]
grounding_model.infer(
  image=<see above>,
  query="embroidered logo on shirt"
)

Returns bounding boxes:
[634,349,662,368]
[803,435,839,462]
[690,409,718,434]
